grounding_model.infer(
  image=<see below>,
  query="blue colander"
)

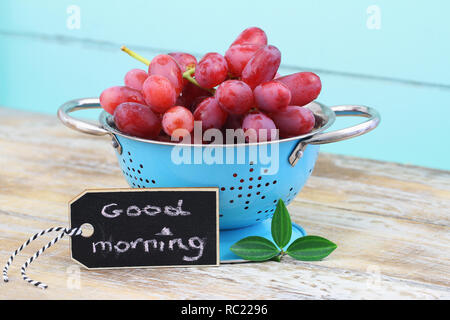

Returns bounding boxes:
[58,98,380,261]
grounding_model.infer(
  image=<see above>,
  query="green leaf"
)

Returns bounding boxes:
[271,199,292,249]
[230,236,280,261]
[286,236,337,261]
[269,255,281,262]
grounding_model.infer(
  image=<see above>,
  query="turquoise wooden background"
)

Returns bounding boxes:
[1,0,449,170]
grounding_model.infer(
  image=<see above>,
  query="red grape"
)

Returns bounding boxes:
[242,111,277,142]
[114,102,161,139]
[175,95,188,107]
[215,80,254,115]
[225,44,260,77]
[124,69,148,91]
[168,52,197,72]
[193,97,228,130]
[224,114,244,130]
[231,27,267,47]
[100,86,145,115]
[169,52,197,89]
[241,45,281,89]
[142,75,177,113]
[154,133,173,143]
[276,72,322,106]
[162,106,194,138]
[169,52,197,87]
[270,106,315,138]
[254,80,291,113]
[195,53,228,88]
[158,132,195,144]
[148,54,183,95]
[190,95,211,112]
[180,82,212,109]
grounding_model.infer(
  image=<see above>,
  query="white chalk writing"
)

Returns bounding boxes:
[101,200,191,218]
[92,236,206,262]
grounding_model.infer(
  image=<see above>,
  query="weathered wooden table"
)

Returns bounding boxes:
[0,107,449,299]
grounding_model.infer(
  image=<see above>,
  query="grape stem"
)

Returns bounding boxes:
[121,46,215,94]
[120,46,150,66]
[183,68,215,94]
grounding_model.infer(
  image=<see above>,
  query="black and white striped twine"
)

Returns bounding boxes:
[3,226,82,289]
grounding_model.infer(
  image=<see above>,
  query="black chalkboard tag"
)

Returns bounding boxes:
[69,188,219,269]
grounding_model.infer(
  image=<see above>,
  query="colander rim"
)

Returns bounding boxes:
[99,101,336,147]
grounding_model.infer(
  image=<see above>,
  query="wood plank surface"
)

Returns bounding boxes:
[0,107,449,299]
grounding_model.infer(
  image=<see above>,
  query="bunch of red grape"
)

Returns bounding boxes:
[100,27,321,143]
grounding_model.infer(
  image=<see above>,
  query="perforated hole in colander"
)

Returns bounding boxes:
[121,152,158,188]
[221,165,289,223]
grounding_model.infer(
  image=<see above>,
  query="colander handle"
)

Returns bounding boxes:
[289,105,380,166]
[57,98,109,136]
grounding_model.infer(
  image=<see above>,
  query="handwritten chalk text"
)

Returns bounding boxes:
[101,200,191,218]
[92,236,206,261]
